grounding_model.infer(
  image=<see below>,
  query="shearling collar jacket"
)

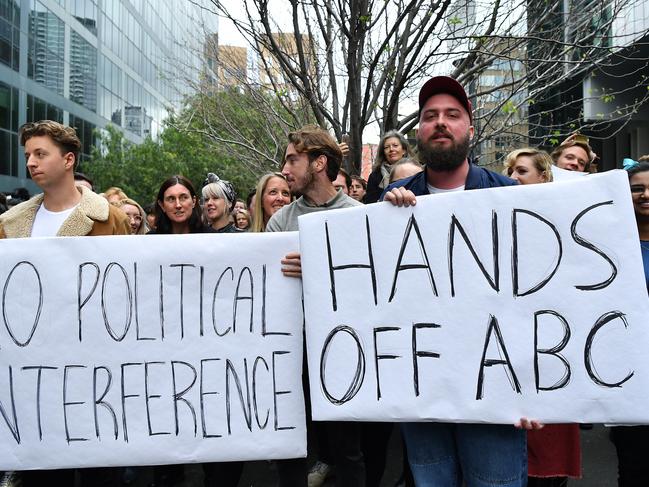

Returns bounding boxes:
[0,185,130,238]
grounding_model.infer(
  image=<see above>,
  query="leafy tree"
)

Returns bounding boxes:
[84,114,262,206]
[202,0,649,170]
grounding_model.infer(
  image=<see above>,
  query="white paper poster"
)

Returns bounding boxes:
[299,170,649,424]
[0,232,305,470]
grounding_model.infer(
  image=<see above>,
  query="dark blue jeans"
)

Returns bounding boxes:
[401,422,527,487]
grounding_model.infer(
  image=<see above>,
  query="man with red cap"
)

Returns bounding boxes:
[383,76,541,487]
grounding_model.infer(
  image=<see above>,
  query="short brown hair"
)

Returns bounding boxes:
[19,120,81,164]
[287,125,343,181]
[550,139,594,171]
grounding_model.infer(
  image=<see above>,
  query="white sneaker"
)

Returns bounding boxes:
[307,461,333,487]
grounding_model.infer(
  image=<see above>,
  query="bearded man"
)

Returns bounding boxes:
[382,76,543,487]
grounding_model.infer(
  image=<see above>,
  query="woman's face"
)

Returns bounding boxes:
[122,204,143,234]
[630,171,649,218]
[159,183,195,225]
[235,212,249,229]
[383,136,406,164]
[509,155,546,185]
[262,176,291,220]
[204,193,228,223]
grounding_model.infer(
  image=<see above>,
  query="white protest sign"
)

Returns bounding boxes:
[299,170,649,424]
[0,232,305,470]
[551,165,588,181]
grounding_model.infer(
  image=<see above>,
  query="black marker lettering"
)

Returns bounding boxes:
[534,310,571,392]
[134,263,153,341]
[212,267,234,337]
[320,325,365,405]
[389,215,437,302]
[171,361,197,436]
[121,362,143,442]
[22,365,57,440]
[101,263,133,342]
[272,351,294,431]
[325,216,378,312]
[373,327,400,400]
[0,366,20,443]
[252,356,270,430]
[200,358,222,438]
[63,365,88,443]
[585,311,634,388]
[170,264,195,339]
[3,261,43,347]
[93,366,118,440]
[77,262,100,342]
[262,265,290,336]
[476,315,521,400]
[512,209,562,297]
[449,212,499,297]
[225,359,252,434]
[412,323,441,397]
[145,361,169,436]
[571,201,618,290]
[234,268,254,333]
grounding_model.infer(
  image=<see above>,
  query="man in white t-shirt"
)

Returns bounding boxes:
[0,120,129,239]
[0,120,129,487]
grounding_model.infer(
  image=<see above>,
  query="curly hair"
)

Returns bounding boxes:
[287,125,343,182]
[19,120,81,164]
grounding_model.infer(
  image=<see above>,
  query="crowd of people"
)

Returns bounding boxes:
[0,75,647,487]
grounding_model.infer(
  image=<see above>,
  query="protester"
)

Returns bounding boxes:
[350,175,367,202]
[266,125,364,487]
[149,174,243,486]
[503,148,581,487]
[246,189,256,220]
[0,120,129,487]
[202,172,240,233]
[251,172,291,232]
[143,202,157,232]
[389,157,424,183]
[74,171,95,191]
[235,209,251,230]
[366,130,412,203]
[502,148,553,184]
[234,198,246,213]
[383,76,542,487]
[609,157,649,487]
[550,134,596,172]
[116,197,147,234]
[149,175,203,235]
[333,167,351,194]
[103,186,128,204]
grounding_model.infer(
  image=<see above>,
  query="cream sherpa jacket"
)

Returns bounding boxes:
[0,185,130,238]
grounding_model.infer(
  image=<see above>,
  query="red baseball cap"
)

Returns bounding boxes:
[418,76,473,124]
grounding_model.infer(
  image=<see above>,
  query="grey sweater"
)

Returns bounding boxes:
[266,190,362,232]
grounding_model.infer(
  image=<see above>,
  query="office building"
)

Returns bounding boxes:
[0,0,215,193]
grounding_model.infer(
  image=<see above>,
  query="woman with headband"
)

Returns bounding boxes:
[202,172,241,233]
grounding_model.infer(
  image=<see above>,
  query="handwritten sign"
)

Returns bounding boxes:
[0,232,305,469]
[299,170,649,424]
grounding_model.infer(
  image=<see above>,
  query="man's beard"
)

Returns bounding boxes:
[291,164,315,196]
[417,129,471,172]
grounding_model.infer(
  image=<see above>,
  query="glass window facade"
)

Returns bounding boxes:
[0,0,215,192]
[0,0,20,71]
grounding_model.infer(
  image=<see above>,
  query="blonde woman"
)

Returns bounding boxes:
[251,173,291,232]
[116,198,147,234]
[502,148,553,184]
